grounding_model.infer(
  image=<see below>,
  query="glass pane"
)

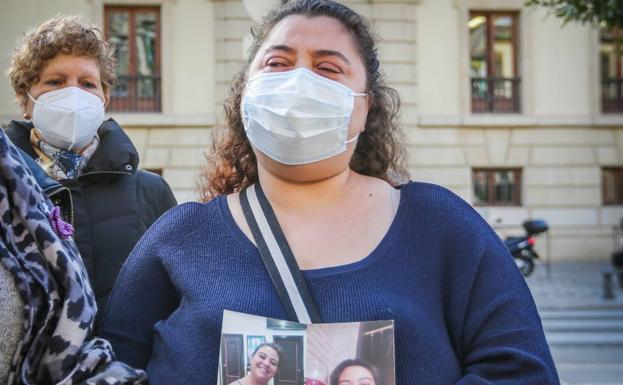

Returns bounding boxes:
[135,11,158,98]
[603,170,620,204]
[473,170,489,204]
[494,170,515,203]
[600,30,619,79]
[469,15,488,79]
[493,16,515,78]
[108,11,129,97]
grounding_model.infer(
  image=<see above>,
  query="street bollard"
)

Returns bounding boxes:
[602,267,615,299]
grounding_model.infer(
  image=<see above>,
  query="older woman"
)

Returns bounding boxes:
[228,343,282,385]
[101,1,559,384]
[4,15,177,323]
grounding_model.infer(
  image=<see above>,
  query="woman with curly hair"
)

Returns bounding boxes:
[101,1,558,384]
[4,15,177,325]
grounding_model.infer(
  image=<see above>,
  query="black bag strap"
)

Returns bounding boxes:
[240,183,322,324]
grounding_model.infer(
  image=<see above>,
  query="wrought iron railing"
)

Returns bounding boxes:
[602,78,623,113]
[471,77,521,113]
[108,75,161,113]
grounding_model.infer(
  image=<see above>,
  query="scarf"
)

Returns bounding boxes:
[0,130,146,385]
[29,129,99,180]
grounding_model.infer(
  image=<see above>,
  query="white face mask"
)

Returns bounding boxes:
[242,68,367,165]
[28,86,105,151]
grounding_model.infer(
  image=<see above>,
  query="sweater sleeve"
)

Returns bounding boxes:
[455,231,560,385]
[98,226,179,370]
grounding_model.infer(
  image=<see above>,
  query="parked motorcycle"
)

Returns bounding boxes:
[503,219,548,277]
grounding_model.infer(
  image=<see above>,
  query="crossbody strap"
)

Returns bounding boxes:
[240,183,322,324]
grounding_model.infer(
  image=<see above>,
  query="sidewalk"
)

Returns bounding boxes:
[525,261,623,310]
[524,261,623,385]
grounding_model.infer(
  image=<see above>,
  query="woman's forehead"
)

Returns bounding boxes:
[40,54,101,78]
[257,346,279,359]
[262,15,358,57]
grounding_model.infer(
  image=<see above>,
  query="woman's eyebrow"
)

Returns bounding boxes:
[314,49,351,65]
[264,44,296,54]
[263,45,351,66]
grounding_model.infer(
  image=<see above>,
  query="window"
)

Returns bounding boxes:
[600,29,623,113]
[468,12,520,113]
[105,6,161,112]
[472,168,522,206]
[603,167,623,205]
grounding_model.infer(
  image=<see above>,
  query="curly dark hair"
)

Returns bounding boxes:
[198,0,408,202]
[329,359,382,385]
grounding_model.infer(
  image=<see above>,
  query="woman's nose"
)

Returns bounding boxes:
[66,78,80,87]
[293,57,314,71]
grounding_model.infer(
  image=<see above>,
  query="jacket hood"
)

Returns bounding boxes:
[4,118,139,175]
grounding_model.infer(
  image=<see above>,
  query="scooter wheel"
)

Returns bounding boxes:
[515,256,534,276]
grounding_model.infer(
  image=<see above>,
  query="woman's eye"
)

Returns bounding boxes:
[45,79,62,86]
[265,57,290,68]
[318,65,341,74]
[267,61,286,68]
[82,81,97,89]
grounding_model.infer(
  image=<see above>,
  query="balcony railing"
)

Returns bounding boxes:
[108,75,161,113]
[602,78,623,113]
[471,77,521,113]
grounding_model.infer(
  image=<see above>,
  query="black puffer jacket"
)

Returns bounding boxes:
[5,118,177,324]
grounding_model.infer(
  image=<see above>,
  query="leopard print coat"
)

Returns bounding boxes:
[0,130,147,385]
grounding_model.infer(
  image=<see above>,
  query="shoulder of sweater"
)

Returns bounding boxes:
[140,197,223,241]
[403,181,483,219]
[402,181,495,240]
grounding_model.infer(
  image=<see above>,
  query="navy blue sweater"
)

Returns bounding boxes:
[100,182,559,385]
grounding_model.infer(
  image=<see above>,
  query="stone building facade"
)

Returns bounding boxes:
[1,0,622,261]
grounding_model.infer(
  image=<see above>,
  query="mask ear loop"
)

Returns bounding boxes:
[345,133,359,144]
[23,91,39,120]
[348,92,369,139]
[26,91,39,104]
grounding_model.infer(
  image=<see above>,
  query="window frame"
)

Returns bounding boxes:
[469,10,521,113]
[603,167,623,205]
[472,167,523,206]
[600,28,623,114]
[104,5,162,113]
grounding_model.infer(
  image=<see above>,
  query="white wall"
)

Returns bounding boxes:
[528,7,595,117]
[416,0,461,116]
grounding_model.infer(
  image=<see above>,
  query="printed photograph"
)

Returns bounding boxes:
[218,311,395,385]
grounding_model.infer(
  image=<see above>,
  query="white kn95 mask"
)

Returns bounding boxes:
[28,86,105,151]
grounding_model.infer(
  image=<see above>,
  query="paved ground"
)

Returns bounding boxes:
[524,261,623,385]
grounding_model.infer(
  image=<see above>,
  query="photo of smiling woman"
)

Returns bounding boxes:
[228,343,283,385]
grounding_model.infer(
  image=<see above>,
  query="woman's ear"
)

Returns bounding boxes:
[17,94,30,119]
[103,90,111,109]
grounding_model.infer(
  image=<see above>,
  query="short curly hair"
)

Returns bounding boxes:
[7,15,117,104]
